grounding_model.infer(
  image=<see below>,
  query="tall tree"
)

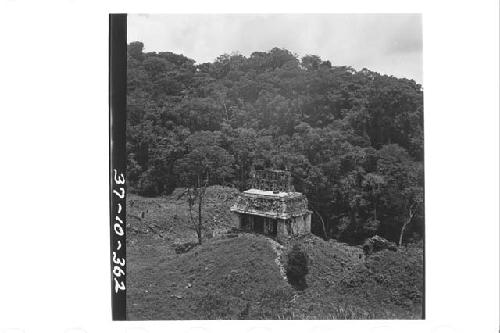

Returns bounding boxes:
[174,131,234,244]
[126,42,424,244]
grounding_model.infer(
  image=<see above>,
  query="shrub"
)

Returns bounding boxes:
[173,241,199,254]
[286,244,309,290]
[137,170,161,197]
[362,235,397,255]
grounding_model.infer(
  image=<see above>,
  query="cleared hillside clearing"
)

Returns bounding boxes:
[126,187,423,319]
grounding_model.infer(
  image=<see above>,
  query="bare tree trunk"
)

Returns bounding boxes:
[195,173,209,246]
[186,188,200,243]
[311,207,328,240]
[398,220,408,247]
[399,204,416,246]
[196,227,202,245]
[197,190,203,245]
[222,101,229,121]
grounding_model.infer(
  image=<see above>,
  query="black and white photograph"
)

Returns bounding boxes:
[0,1,499,332]
[122,13,424,320]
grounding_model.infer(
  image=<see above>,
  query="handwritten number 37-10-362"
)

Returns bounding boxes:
[113,169,126,293]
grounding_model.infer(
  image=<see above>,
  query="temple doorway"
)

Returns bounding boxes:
[253,216,264,234]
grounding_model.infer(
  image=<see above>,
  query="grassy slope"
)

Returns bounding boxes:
[127,234,292,320]
[288,236,423,319]
[126,186,424,320]
[126,185,240,245]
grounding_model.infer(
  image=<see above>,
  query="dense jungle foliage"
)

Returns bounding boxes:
[126,41,424,245]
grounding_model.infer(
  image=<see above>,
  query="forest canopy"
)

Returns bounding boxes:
[126,41,424,245]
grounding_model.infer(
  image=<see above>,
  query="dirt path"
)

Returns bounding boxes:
[266,238,288,282]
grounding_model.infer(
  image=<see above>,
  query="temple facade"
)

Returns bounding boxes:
[230,170,311,241]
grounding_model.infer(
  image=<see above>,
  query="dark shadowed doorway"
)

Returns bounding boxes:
[254,216,264,233]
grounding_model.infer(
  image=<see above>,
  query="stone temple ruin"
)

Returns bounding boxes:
[230,170,311,241]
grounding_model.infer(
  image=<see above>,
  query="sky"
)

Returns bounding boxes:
[128,14,422,84]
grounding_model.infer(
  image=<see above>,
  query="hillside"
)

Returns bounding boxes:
[126,186,423,319]
[126,44,424,246]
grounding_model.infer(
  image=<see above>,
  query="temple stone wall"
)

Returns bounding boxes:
[230,169,311,240]
[287,212,311,236]
[234,211,311,241]
[302,213,311,234]
[236,213,281,236]
[263,218,274,234]
[277,219,287,240]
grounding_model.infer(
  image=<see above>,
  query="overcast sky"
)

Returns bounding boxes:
[128,14,422,83]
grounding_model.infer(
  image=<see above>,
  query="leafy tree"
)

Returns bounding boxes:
[361,172,386,234]
[376,144,424,245]
[126,42,424,245]
[128,41,144,61]
[398,185,423,246]
[174,131,234,244]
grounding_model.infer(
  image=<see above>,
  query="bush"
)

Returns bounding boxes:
[173,241,199,254]
[362,235,397,255]
[137,170,161,197]
[286,244,309,290]
[339,246,423,313]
